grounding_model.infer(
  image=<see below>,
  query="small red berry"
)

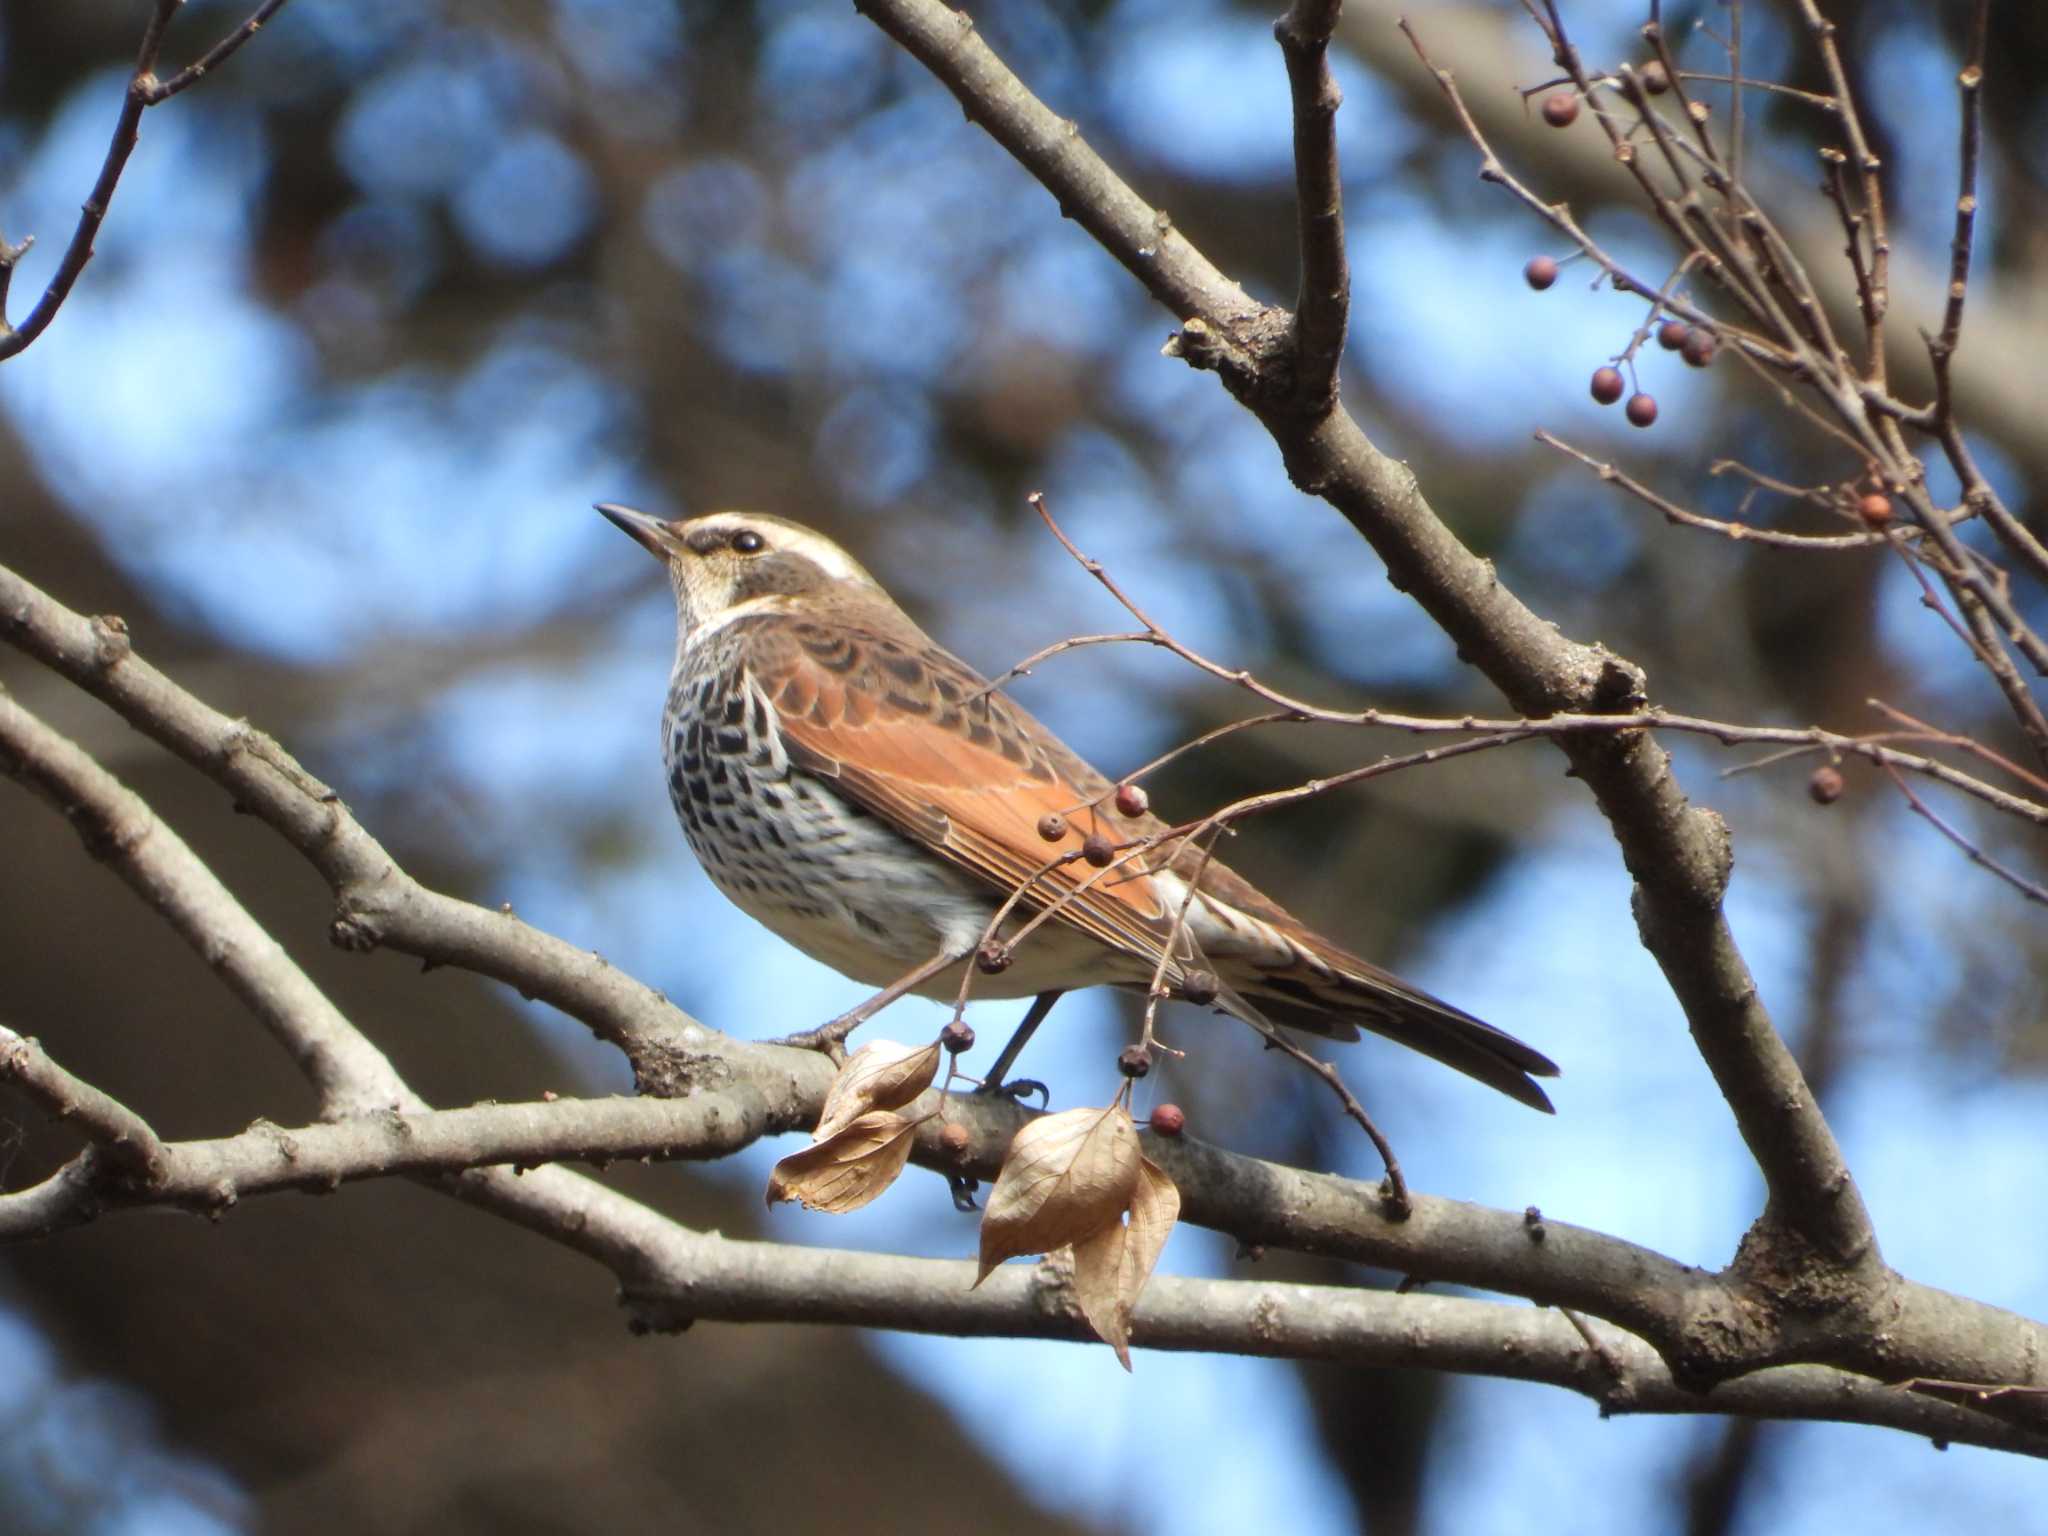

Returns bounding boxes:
[1640,61,1671,95]
[941,1020,976,1053]
[1808,765,1845,805]
[1117,1044,1152,1079]
[1657,319,1690,351]
[1036,812,1066,842]
[1149,1103,1186,1138]
[1680,329,1717,368]
[1541,92,1579,128]
[1180,969,1220,1007]
[1858,493,1894,528]
[975,943,1012,975]
[1524,255,1559,291]
[1082,833,1115,868]
[939,1122,972,1156]
[1114,782,1150,817]
[1625,392,1659,428]
[1590,366,1625,405]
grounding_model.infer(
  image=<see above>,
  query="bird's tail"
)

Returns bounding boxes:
[1216,962,1559,1113]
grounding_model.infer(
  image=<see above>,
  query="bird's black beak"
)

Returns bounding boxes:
[595,502,673,564]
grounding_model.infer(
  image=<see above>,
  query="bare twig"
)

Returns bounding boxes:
[1864,699,2048,800]
[1793,0,1888,380]
[0,1024,166,1181]
[1015,504,2048,830]
[0,0,298,359]
[1275,0,1350,412]
[142,0,297,104]
[1559,1304,1626,1382]
[1880,765,2048,907]
[1543,431,1884,550]
[1245,1012,1410,1218]
[964,630,1153,703]
[1931,0,1987,399]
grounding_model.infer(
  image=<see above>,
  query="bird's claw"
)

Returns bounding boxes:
[767,1013,863,1063]
[974,1076,1049,1107]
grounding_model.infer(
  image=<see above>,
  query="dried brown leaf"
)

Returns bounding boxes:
[1069,1222,1131,1366]
[975,1103,1141,1285]
[767,1109,926,1213]
[1067,1154,1180,1370]
[814,1039,942,1142]
[1120,1156,1180,1312]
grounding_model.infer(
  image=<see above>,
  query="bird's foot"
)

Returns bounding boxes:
[972,1075,1049,1107]
[767,951,971,1062]
[767,1008,866,1064]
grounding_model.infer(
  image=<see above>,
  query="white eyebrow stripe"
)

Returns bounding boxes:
[690,515,866,584]
[771,527,862,581]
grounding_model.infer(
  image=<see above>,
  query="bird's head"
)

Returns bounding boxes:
[596,505,886,638]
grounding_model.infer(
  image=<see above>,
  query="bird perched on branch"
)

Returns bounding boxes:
[599,504,1558,1111]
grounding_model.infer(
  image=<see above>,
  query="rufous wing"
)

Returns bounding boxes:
[745,614,1189,978]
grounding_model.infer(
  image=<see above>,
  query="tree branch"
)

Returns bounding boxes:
[0,569,698,1081]
[1275,0,1350,412]
[853,0,1865,1262]
[0,1023,166,1182]
[0,686,412,1116]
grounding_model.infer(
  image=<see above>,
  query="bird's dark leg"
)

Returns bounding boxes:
[771,945,972,1061]
[974,989,1064,1103]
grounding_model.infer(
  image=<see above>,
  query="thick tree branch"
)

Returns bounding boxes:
[2,1062,2044,1456]
[0,1088,778,1241]
[0,568,699,1079]
[853,0,1869,1268]
[0,686,412,1116]
[624,1248,2048,1456]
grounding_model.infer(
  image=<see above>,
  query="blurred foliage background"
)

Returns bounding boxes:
[1,1,2045,1531]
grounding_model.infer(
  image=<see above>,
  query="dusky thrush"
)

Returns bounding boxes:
[600,505,1558,1110]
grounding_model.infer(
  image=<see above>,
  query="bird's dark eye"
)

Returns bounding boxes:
[730,529,765,554]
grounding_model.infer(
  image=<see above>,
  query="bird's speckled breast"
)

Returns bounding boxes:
[660,640,1101,997]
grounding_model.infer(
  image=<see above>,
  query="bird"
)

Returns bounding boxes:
[598,504,1559,1111]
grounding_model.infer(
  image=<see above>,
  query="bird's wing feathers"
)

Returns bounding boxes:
[746,615,1186,974]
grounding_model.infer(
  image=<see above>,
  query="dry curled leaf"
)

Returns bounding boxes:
[814,1038,943,1142]
[1070,1155,1179,1370]
[767,1109,927,1213]
[975,1103,1141,1285]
